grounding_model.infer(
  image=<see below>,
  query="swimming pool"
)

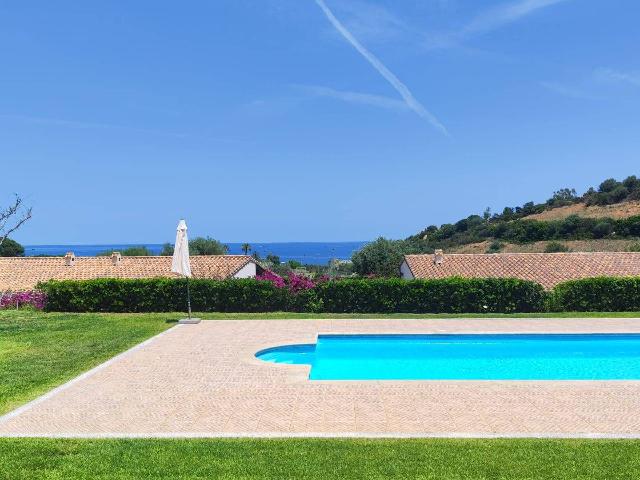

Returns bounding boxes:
[256,334,640,380]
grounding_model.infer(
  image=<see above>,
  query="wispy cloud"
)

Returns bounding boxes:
[594,68,640,88]
[314,0,448,135]
[298,85,409,111]
[539,81,600,100]
[329,0,407,44]
[427,0,571,49]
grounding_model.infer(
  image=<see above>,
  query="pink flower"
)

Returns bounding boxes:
[0,290,46,310]
[256,270,286,289]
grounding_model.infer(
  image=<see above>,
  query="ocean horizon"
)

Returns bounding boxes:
[23,241,369,266]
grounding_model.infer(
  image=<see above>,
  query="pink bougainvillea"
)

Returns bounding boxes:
[286,272,315,293]
[256,270,316,294]
[255,270,286,289]
[0,290,47,310]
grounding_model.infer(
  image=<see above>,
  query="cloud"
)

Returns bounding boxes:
[594,68,640,88]
[298,85,409,111]
[328,0,407,44]
[539,81,600,100]
[427,0,571,49]
[314,0,448,135]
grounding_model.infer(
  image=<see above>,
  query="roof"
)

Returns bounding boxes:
[402,252,640,290]
[0,255,259,291]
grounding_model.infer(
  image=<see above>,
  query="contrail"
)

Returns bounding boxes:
[314,0,449,136]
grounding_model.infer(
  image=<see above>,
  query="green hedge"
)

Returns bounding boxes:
[550,276,640,312]
[39,277,546,314]
[313,278,545,313]
[40,278,289,313]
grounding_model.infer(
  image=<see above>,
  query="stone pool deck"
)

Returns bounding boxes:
[1,318,640,438]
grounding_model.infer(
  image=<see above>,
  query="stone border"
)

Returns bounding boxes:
[0,324,181,427]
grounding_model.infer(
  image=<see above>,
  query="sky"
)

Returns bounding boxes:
[2,0,639,244]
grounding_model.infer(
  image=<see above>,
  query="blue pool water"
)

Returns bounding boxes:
[256,334,640,380]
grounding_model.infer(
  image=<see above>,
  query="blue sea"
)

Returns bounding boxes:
[23,241,368,265]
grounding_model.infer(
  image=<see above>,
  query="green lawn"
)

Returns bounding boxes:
[0,310,175,415]
[2,310,640,479]
[1,438,639,479]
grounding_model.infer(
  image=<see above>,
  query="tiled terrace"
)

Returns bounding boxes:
[1,318,640,438]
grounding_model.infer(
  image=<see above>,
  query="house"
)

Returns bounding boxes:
[400,250,640,290]
[0,253,264,291]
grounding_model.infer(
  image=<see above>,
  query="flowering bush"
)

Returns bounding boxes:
[257,270,315,294]
[0,290,47,310]
[255,270,285,288]
[287,272,315,293]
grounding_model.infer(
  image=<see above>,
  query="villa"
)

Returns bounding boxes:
[400,250,640,289]
[0,252,264,291]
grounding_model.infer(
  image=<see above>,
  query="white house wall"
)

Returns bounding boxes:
[400,261,414,280]
[232,262,257,279]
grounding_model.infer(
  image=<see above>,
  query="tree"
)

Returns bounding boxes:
[160,243,174,256]
[266,253,281,265]
[287,260,302,269]
[0,238,25,257]
[189,237,228,255]
[241,243,251,255]
[547,188,578,207]
[0,194,32,247]
[351,237,407,277]
[98,246,152,256]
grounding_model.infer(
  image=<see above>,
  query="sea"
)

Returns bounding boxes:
[23,241,369,266]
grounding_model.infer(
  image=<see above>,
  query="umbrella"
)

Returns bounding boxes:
[171,219,199,323]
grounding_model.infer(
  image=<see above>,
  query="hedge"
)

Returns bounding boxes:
[38,277,546,314]
[550,276,640,312]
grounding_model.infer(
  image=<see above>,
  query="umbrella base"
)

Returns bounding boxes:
[178,318,201,324]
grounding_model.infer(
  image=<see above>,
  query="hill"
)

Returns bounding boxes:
[525,200,640,222]
[407,175,640,254]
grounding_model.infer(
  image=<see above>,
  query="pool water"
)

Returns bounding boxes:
[256,334,640,380]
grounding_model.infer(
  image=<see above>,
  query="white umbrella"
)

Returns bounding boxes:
[171,219,199,323]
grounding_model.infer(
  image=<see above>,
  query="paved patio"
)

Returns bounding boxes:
[2,318,640,438]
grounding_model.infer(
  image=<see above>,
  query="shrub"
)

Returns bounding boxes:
[314,278,546,314]
[544,241,570,253]
[39,278,289,313]
[551,277,640,312]
[98,246,152,256]
[486,241,504,253]
[0,238,24,257]
[627,242,640,252]
[39,277,547,314]
[0,290,46,309]
[351,237,409,277]
[189,237,228,255]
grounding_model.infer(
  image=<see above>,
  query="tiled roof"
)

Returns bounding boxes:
[403,252,640,290]
[0,255,258,291]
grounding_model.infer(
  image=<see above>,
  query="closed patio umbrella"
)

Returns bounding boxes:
[171,219,200,324]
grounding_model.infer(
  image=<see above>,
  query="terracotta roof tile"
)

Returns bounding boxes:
[0,255,258,291]
[403,252,640,290]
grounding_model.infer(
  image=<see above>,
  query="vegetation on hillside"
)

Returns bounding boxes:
[353,175,640,276]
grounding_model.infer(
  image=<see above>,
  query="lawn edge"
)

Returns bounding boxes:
[0,324,181,427]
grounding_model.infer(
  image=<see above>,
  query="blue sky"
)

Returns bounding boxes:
[2,0,639,244]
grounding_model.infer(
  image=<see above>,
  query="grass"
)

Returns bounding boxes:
[1,438,639,479]
[2,310,640,479]
[0,310,175,415]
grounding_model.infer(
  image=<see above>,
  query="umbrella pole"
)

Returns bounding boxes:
[186,276,192,319]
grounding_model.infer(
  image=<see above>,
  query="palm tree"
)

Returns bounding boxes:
[241,243,251,255]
